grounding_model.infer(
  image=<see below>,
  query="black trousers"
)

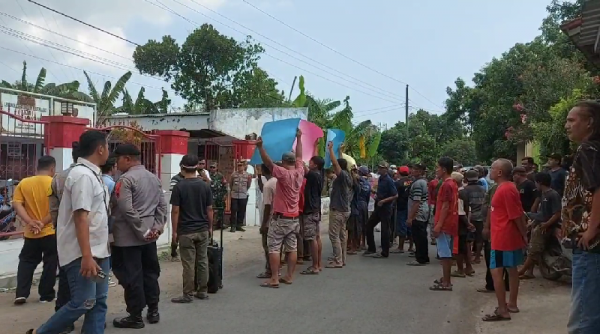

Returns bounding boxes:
[112,242,161,316]
[55,267,71,311]
[484,240,510,291]
[16,235,58,300]
[366,206,392,257]
[230,198,249,227]
[412,220,430,264]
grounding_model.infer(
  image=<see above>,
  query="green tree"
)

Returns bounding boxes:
[84,71,131,120]
[115,87,170,115]
[133,24,281,111]
[438,139,478,166]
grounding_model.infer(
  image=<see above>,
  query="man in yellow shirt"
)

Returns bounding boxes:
[13,155,56,305]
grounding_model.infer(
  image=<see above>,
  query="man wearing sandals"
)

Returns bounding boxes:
[255,130,304,288]
[482,159,527,322]
[257,164,277,279]
[430,157,458,291]
[299,156,325,275]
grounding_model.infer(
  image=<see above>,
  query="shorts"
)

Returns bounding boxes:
[395,209,410,237]
[436,232,454,259]
[528,225,547,256]
[303,212,320,241]
[490,249,525,269]
[457,233,474,255]
[472,220,484,243]
[267,216,300,253]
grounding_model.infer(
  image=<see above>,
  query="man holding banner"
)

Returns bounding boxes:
[256,129,305,288]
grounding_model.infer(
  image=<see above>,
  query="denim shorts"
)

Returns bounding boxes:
[436,232,454,259]
[395,209,410,237]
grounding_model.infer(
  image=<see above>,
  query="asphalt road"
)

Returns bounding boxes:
[104,236,484,334]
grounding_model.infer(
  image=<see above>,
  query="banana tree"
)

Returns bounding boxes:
[84,70,132,122]
[116,87,169,115]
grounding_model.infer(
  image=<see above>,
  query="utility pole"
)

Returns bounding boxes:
[405,84,409,161]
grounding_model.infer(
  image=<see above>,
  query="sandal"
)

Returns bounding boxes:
[477,288,494,293]
[406,261,426,266]
[347,250,357,255]
[482,310,511,322]
[433,278,453,286]
[451,271,466,278]
[429,283,453,291]
[300,267,319,275]
[279,277,293,285]
[260,282,279,289]
[466,270,475,277]
[325,262,343,268]
[256,272,271,279]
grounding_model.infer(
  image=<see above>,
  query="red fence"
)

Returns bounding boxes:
[96,126,161,176]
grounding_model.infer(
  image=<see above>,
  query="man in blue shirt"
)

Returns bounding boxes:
[474,165,489,192]
[364,161,398,258]
[101,155,117,195]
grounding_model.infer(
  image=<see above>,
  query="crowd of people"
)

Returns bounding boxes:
[7,101,600,334]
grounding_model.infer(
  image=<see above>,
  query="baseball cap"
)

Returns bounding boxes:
[358,166,369,176]
[547,153,562,161]
[378,161,389,168]
[281,152,296,163]
[465,169,479,181]
[412,163,426,171]
[398,166,410,174]
[113,143,141,157]
[390,164,397,169]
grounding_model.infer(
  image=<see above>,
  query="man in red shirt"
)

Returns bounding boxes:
[431,157,458,291]
[255,129,304,288]
[428,178,439,245]
[482,159,527,322]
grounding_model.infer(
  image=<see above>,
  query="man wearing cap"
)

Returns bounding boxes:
[255,129,304,288]
[364,161,398,258]
[546,153,567,197]
[111,144,168,328]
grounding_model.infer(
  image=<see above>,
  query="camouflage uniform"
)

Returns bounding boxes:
[210,172,228,227]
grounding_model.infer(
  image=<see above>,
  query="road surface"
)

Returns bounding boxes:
[104,235,483,334]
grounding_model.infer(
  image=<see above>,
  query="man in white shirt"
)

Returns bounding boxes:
[28,130,111,334]
[257,164,277,279]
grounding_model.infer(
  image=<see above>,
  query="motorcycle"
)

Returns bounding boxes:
[0,179,18,240]
[539,234,573,281]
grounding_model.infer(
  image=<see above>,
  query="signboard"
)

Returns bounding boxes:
[0,93,50,136]
[6,142,21,157]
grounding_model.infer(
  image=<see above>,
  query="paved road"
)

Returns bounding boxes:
[105,236,484,334]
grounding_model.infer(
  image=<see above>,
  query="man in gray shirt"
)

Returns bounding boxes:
[111,144,167,329]
[406,163,430,265]
[327,141,353,268]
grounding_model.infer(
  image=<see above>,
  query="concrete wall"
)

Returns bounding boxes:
[102,112,210,131]
[209,108,308,138]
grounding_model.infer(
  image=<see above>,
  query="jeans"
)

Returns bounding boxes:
[484,240,509,291]
[230,197,249,228]
[36,257,110,334]
[16,235,58,301]
[412,220,429,264]
[568,250,600,334]
[179,231,209,295]
[111,243,161,316]
[366,206,392,257]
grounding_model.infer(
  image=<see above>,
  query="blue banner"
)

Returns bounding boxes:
[324,129,345,168]
[250,118,302,165]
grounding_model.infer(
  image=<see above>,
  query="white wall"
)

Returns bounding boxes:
[103,112,210,131]
[209,108,308,138]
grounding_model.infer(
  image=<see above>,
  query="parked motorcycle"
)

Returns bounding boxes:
[539,235,573,281]
[0,179,18,240]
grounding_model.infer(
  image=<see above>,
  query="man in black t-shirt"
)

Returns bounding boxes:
[300,156,324,274]
[170,155,214,303]
[513,166,537,212]
[546,153,567,197]
[392,166,413,253]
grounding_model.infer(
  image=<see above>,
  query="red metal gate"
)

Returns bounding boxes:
[0,108,50,182]
[95,126,161,176]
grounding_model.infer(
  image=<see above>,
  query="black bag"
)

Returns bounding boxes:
[207,209,224,293]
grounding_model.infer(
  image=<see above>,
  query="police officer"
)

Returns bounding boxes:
[110,144,167,329]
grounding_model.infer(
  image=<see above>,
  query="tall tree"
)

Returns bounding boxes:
[133,24,282,111]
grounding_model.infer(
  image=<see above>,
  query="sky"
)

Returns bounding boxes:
[0,0,556,128]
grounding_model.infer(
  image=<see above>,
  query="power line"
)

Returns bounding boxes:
[0,45,164,91]
[13,0,65,81]
[26,0,140,46]
[35,3,76,78]
[354,106,402,119]
[353,104,405,116]
[241,0,445,110]
[0,11,133,62]
[150,0,404,105]
[165,0,405,103]
[0,59,20,74]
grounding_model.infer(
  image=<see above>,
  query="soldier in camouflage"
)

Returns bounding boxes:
[209,162,228,229]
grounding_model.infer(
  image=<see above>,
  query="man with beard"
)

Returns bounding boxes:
[111,144,168,329]
[563,100,600,333]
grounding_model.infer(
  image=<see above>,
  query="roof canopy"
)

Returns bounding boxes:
[561,0,600,68]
